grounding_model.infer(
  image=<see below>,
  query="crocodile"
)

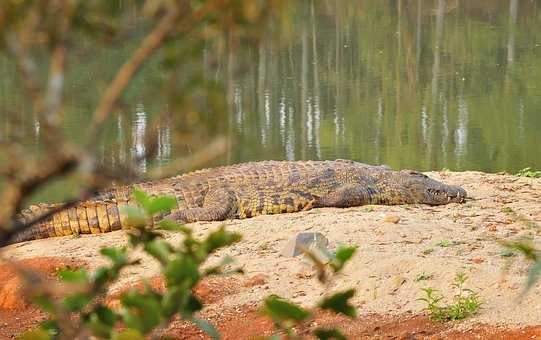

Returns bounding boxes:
[9,160,467,244]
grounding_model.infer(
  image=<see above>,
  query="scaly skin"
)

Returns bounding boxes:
[11,160,467,244]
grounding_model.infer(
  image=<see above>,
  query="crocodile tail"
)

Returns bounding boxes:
[10,199,134,244]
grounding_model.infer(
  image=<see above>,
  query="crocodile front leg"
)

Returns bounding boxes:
[168,189,237,223]
[316,184,380,208]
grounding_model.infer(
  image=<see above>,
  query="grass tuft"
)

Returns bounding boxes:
[418,273,481,321]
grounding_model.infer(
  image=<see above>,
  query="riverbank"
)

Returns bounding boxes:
[1,171,541,338]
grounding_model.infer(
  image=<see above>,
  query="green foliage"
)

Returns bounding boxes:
[22,189,356,339]
[329,246,358,273]
[19,328,53,340]
[516,167,541,178]
[418,273,481,321]
[23,189,241,339]
[263,295,311,325]
[260,245,357,339]
[262,289,356,339]
[499,249,516,258]
[318,289,356,317]
[313,328,347,340]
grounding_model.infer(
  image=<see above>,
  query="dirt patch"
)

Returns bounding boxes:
[164,304,541,339]
[0,257,84,311]
[106,274,261,308]
[0,257,85,339]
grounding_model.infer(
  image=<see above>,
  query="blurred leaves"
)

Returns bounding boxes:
[329,246,357,273]
[263,295,312,324]
[27,188,243,337]
[502,239,541,293]
[318,289,357,318]
[313,328,347,340]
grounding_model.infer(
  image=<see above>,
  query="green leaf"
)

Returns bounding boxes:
[19,329,52,340]
[163,257,200,287]
[58,268,89,283]
[120,290,162,334]
[93,267,113,287]
[161,286,184,317]
[183,294,203,315]
[203,255,236,276]
[111,329,145,340]
[33,295,55,313]
[83,306,117,338]
[63,292,93,311]
[40,320,59,336]
[330,246,357,272]
[146,196,177,216]
[318,289,357,317]
[157,219,190,233]
[203,226,242,255]
[526,260,541,292]
[100,247,128,266]
[121,205,147,228]
[263,295,311,323]
[314,328,347,340]
[144,239,173,264]
[192,317,219,340]
[133,188,151,210]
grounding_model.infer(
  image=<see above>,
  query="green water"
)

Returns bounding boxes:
[2,1,541,184]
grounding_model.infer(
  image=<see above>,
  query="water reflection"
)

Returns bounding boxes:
[132,103,147,172]
[2,0,541,174]
[228,0,541,172]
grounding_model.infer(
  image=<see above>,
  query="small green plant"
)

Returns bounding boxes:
[418,273,481,321]
[415,272,433,282]
[437,240,454,247]
[516,167,541,178]
[421,248,434,255]
[20,188,358,339]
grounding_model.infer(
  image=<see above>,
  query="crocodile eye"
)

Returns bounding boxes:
[403,170,429,179]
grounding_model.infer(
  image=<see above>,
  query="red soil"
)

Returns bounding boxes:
[1,256,540,339]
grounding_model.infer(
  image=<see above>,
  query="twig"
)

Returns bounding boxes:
[0,154,79,236]
[147,136,228,179]
[87,4,180,139]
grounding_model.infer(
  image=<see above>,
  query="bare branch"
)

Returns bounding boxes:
[41,1,70,133]
[147,136,228,179]
[0,153,79,233]
[88,5,181,139]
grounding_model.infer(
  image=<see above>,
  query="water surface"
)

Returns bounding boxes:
[2,1,540,185]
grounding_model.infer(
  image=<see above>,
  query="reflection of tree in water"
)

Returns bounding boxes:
[1,1,541,174]
[227,0,541,172]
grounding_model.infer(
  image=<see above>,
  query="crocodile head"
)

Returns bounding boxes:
[399,170,467,205]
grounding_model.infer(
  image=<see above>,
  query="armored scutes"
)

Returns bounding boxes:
[10,160,467,244]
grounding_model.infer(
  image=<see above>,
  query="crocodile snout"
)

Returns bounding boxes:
[447,186,467,203]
